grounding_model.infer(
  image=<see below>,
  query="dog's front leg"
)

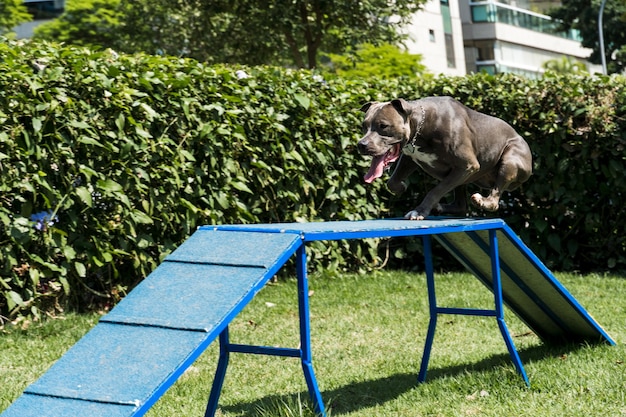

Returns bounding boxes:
[387,154,419,195]
[407,164,478,220]
[435,184,467,215]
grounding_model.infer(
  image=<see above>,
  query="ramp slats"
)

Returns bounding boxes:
[101,263,276,331]
[436,233,566,338]
[23,323,208,405]
[497,227,610,340]
[166,230,298,267]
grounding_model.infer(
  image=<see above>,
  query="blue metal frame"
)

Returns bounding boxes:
[296,244,326,416]
[416,231,528,386]
[204,220,538,416]
[489,230,529,385]
[204,244,327,416]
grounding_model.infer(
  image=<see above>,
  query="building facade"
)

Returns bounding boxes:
[404,0,601,77]
[403,0,468,76]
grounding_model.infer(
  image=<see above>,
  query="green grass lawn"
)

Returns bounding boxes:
[1,270,624,416]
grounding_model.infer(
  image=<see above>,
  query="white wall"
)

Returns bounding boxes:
[403,0,467,76]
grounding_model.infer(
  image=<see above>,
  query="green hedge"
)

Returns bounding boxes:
[1,39,625,318]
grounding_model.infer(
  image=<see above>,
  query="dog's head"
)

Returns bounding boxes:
[357,99,413,183]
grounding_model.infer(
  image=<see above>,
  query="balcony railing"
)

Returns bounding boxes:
[470,1,582,41]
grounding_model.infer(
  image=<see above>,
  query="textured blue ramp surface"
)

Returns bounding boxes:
[4,394,134,417]
[23,323,207,405]
[166,229,299,267]
[101,262,279,331]
[1,229,302,417]
[211,218,505,240]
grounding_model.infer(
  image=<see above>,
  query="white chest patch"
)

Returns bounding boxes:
[403,143,438,168]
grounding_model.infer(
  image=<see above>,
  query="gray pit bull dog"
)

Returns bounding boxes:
[358,96,532,220]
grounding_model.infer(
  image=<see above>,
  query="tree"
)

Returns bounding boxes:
[321,43,428,79]
[0,0,31,36]
[36,0,428,69]
[33,0,124,49]
[550,0,626,74]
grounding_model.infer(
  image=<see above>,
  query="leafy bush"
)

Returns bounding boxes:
[1,39,625,318]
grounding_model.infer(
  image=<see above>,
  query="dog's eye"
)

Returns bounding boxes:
[378,123,389,130]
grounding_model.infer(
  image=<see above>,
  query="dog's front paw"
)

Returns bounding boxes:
[404,210,425,221]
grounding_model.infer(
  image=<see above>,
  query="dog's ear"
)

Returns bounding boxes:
[360,102,374,112]
[391,99,410,115]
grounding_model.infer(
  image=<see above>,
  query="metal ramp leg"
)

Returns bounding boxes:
[418,235,437,383]
[204,328,230,417]
[296,245,326,416]
[489,230,529,386]
[204,245,326,417]
[417,231,530,386]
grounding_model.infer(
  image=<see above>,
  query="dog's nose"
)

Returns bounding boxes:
[357,140,369,154]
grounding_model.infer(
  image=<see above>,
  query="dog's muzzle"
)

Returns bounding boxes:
[362,142,402,183]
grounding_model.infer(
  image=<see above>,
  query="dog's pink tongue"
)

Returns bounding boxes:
[364,154,386,183]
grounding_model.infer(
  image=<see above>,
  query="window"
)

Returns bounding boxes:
[473,40,496,61]
[445,34,456,68]
[440,0,456,68]
[469,1,581,41]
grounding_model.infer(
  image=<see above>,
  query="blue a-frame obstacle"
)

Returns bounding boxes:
[1,218,615,417]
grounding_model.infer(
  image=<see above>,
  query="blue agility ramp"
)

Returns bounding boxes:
[1,218,615,417]
[1,230,302,417]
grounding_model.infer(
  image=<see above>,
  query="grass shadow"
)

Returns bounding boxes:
[423,342,583,382]
[220,372,418,416]
[219,342,587,416]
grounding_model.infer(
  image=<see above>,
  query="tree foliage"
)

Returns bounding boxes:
[0,0,30,36]
[550,0,626,74]
[321,43,428,79]
[33,0,123,48]
[34,0,427,69]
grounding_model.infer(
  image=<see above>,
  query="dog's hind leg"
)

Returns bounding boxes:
[471,141,532,211]
[471,190,501,212]
[471,164,515,211]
